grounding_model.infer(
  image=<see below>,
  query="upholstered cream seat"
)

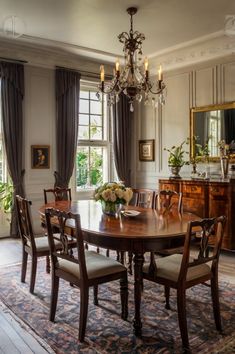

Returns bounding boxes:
[59,250,127,280]
[27,236,61,252]
[143,253,211,283]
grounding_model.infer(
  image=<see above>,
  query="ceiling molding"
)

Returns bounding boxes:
[149,32,235,73]
[0,30,235,75]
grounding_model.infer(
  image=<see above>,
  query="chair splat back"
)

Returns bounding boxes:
[16,195,36,250]
[177,216,226,284]
[131,188,155,209]
[44,188,72,204]
[45,208,88,282]
[155,189,182,213]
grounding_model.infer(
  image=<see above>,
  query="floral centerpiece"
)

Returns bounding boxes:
[94,182,133,216]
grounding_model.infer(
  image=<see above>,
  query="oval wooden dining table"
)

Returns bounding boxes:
[39,199,200,337]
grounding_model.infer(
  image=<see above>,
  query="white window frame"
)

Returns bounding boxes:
[73,80,114,200]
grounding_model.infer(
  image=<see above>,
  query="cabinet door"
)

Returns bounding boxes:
[181,183,207,217]
[209,184,231,249]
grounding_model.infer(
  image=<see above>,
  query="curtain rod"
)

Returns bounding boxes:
[0,57,28,64]
[56,66,112,80]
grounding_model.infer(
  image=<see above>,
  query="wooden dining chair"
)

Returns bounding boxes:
[16,195,62,294]
[153,189,185,256]
[45,207,128,342]
[124,188,155,274]
[43,187,72,204]
[142,216,226,353]
[154,189,183,213]
[130,188,155,209]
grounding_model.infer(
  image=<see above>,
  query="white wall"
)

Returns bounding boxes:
[24,65,56,233]
[133,56,235,190]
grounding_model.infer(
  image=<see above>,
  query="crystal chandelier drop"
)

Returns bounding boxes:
[97,7,166,112]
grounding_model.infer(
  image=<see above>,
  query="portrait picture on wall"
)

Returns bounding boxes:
[139,139,155,161]
[31,145,50,169]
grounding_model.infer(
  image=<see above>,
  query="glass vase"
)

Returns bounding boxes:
[220,156,229,179]
[101,201,123,217]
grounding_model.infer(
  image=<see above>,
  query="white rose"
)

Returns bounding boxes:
[102,189,112,201]
[115,188,124,199]
[110,191,117,202]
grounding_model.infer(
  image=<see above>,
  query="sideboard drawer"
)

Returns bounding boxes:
[209,185,228,197]
[182,184,204,196]
[159,181,180,193]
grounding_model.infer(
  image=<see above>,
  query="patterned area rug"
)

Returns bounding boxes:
[0,259,234,354]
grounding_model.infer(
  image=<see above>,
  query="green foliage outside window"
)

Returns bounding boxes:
[76,149,103,188]
[0,181,13,213]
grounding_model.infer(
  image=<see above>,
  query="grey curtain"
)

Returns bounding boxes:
[0,61,25,236]
[55,68,81,188]
[112,94,132,186]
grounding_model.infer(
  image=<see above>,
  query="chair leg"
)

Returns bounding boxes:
[21,249,28,283]
[49,273,60,322]
[30,256,37,294]
[120,251,125,264]
[46,255,50,274]
[164,285,171,309]
[93,285,98,305]
[211,275,222,332]
[128,251,133,275]
[120,273,128,320]
[79,287,89,342]
[177,288,190,352]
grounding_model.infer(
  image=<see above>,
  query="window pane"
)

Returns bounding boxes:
[76,146,104,189]
[76,147,89,188]
[90,92,99,100]
[90,100,102,114]
[79,99,89,113]
[90,126,102,140]
[80,91,89,99]
[90,147,103,186]
[90,115,102,126]
[79,114,89,125]
[78,126,89,140]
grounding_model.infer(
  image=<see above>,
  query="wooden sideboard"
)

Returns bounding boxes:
[158,178,235,250]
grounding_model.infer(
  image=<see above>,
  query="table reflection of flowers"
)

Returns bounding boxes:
[94,182,133,216]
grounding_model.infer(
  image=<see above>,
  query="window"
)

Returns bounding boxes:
[76,82,112,191]
[0,80,7,183]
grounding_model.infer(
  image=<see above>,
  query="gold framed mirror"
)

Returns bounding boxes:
[190,102,235,161]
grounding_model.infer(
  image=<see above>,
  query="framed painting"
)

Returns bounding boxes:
[139,139,155,161]
[31,145,50,169]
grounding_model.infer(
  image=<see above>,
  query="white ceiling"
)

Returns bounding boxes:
[0,0,235,68]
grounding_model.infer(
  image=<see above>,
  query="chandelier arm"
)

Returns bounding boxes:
[147,82,166,95]
[99,78,120,95]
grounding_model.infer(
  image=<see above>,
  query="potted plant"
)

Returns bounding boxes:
[164,141,189,178]
[0,181,13,222]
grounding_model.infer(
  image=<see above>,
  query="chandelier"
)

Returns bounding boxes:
[97,7,166,112]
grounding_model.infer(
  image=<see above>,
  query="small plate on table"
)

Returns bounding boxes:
[122,210,141,217]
